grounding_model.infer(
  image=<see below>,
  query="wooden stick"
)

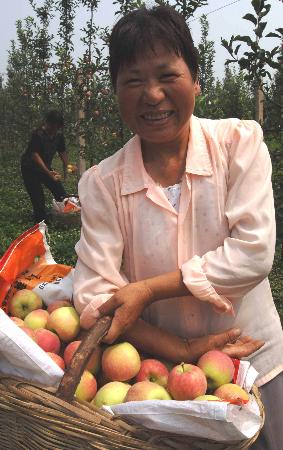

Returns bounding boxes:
[57,316,111,402]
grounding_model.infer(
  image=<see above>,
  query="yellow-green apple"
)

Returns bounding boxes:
[10,317,25,327]
[21,326,36,340]
[47,352,65,371]
[47,306,80,343]
[125,381,172,402]
[24,309,49,330]
[136,359,169,387]
[167,363,207,400]
[34,329,61,354]
[75,370,97,402]
[194,394,221,401]
[102,342,141,382]
[92,381,131,407]
[8,289,43,319]
[47,299,72,314]
[214,383,249,404]
[197,350,235,390]
[64,341,102,374]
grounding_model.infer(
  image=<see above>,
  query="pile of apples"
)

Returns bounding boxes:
[7,288,249,408]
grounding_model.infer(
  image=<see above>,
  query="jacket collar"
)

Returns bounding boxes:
[121,115,213,195]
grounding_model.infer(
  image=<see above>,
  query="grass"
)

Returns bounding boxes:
[0,151,282,324]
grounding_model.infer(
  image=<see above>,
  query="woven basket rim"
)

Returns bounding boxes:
[0,374,264,450]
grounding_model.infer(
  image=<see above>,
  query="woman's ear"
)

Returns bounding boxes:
[194,79,201,96]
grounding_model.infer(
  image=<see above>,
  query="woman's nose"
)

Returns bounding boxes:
[143,82,165,105]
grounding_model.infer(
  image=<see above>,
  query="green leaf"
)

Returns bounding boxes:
[242,13,257,26]
[235,44,241,56]
[265,32,281,38]
[255,22,267,38]
[234,35,253,45]
[251,0,262,15]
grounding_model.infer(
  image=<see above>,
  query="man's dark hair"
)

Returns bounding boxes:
[45,110,64,127]
[109,5,199,89]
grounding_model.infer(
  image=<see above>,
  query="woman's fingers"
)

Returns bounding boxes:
[222,338,264,358]
[185,328,242,361]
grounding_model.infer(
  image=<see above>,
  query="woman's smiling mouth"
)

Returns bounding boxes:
[141,111,174,122]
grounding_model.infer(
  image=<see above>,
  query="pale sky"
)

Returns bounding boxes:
[1,0,282,80]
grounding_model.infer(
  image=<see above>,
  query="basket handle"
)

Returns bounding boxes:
[56,316,111,402]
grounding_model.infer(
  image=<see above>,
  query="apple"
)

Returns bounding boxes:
[34,329,61,354]
[75,370,97,402]
[47,307,80,343]
[47,299,71,314]
[102,342,141,382]
[8,289,43,319]
[197,350,235,390]
[10,317,25,327]
[64,341,102,374]
[136,359,169,387]
[47,352,65,371]
[194,394,221,401]
[214,383,249,404]
[92,381,131,407]
[21,326,36,340]
[24,309,49,330]
[167,363,207,400]
[125,381,172,402]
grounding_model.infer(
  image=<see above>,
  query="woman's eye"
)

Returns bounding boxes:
[126,78,142,86]
[161,73,178,81]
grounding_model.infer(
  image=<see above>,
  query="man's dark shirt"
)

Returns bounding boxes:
[21,127,66,171]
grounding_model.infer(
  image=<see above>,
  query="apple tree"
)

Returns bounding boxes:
[221,0,283,125]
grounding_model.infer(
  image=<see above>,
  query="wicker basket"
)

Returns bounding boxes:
[0,317,265,450]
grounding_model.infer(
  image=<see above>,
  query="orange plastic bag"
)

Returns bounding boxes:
[0,222,73,312]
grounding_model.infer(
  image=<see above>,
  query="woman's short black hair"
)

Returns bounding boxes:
[109,5,199,89]
[45,110,64,127]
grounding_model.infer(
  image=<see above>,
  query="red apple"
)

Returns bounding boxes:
[168,363,207,400]
[8,289,43,319]
[92,381,131,407]
[197,350,235,390]
[47,299,72,314]
[47,306,80,343]
[102,342,141,382]
[136,359,169,387]
[34,329,61,354]
[125,381,172,402]
[24,309,49,330]
[214,383,249,404]
[47,352,65,371]
[64,341,102,374]
[75,370,97,402]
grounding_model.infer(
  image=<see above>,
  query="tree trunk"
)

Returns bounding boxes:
[255,83,264,126]
[77,72,86,176]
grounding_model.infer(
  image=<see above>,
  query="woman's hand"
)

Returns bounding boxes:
[184,329,264,362]
[97,281,154,343]
[50,170,62,181]
[221,335,264,359]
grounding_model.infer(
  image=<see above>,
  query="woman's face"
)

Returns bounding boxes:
[116,42,199,148]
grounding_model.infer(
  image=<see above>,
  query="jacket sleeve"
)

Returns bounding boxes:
[181,120,276,310]
[73,166,128,317]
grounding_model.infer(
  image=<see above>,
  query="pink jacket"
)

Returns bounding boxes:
[74,115,283,387]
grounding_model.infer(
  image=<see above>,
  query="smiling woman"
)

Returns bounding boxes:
[73,5,283,450]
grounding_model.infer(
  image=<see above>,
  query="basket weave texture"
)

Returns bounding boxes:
[0,318,265,450]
